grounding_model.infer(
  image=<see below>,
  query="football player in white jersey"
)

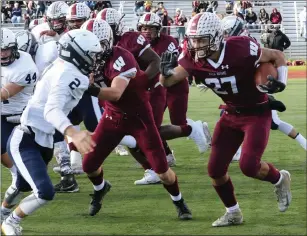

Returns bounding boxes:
[1,28,39,225]
[2,29,102,235]
[15,31,38,61]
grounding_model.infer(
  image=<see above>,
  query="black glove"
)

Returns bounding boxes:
[258,75,286,94]
[268,95,286,112]
[160,51,178,78]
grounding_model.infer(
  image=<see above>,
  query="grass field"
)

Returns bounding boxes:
[1,80,306,235]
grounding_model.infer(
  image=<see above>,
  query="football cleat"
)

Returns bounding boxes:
[202,122,212,147]
[114,145,129,156]
[134,169,161,185]
[89,181,112,216]
[53,164,84,175]
[173,198,192,220]
[166,150,176,167]
[1,209,11,224]
[212,210,243,227]
[187,119,210,153]
[274,170,292,212]
[54,175,79,193]
[1,219,22,235]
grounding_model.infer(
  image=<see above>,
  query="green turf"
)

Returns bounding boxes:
[1,80,306,235]
[288,66,306,72]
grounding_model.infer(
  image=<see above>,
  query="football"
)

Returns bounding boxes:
[254,62,278,86]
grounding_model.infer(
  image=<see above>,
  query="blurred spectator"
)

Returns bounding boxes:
[241,1,253,14]
[1,2,13,23]
[156,2,165,17]
[206,1,218,13]
[270,8,282,25]
[174,8,187,41]
[258,8,269,31]
[245,8,257,29]
[11,2,22,24]
[135,1,145,16]
[267,27,291,52]
[226,0,234,14]
[95,1,112,11]
[233,8,244,20]
[161,9,173,35]
[299,6,307,41]
[144,1,153,12]
[85,1,96,10]
[24,1,36,29]
[36,1,46,18]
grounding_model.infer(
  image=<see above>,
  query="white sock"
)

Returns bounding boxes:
[7,211,22,224]
[93,179,105,191]
[226,203,240,213]
[119,135,137,149]
[10,165,18,188]
[70,151,82,166]
[295,133,307,150]
[170,192,182,201]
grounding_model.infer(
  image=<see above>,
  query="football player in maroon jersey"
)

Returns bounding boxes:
[160,12,291,227]
[81,19,192,220]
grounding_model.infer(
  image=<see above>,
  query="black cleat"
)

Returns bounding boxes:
[54,175,79,193]
[173,198,192,220]
[89,181,112,216]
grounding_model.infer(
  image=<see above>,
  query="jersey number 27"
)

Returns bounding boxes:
[205,76,238,95]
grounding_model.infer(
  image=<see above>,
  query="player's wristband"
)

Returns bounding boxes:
[87,86,101,97]
[277,66,288,85]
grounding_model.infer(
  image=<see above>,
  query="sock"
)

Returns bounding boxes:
[119,135,137,148]
[70,151,82,167]
[93,179,105,191]
[213,178,237,208]
[274,173,283,186]
[295,133,307,150]
[180,124,192,137]
[170,192,182,201]
[163,176,180,197]
[1,204,11,214]
[88,170,104,186]
[141,161,152,171]
[162,140,172,156]
[262,163,281,184]
[226,202,240,213]
[9,165,18,188]
[7,211,22,224]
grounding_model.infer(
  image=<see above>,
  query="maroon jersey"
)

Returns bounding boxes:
[96,46,148,113]
[116,31,150,59]
[179,36,267,107]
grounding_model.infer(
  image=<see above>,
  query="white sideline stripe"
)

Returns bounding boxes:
[91,96,102,123]
[9,128,39,197]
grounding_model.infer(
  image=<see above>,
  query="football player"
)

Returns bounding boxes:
[1,29,102,235]
[1,28,39,225]
[15,31,38,61]
[80,19,192,220]
[160,12,291,226]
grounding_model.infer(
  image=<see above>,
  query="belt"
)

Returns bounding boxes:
[219,102,270,115]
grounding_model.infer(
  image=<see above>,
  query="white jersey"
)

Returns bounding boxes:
[35,40,58,76]
[21,58,89,148]
[1,51,39,115]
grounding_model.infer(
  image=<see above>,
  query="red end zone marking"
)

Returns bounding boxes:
[288,70,306,79]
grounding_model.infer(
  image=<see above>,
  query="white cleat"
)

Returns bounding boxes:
[115,145,129,156]
[53,165,61,174]
[202,122,212,148]
[274,170,292,212]
[134,169,161,185]
[2,220,23,235]
[232,146,242,162]
[166,150,176,167]
[52,164,84,175]
[212,210,243,227]
[187,119,210,153]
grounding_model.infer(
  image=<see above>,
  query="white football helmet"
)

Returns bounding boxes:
[137,12,162,42]
[1,28,19,66]
[15,31,38,58]
[46,1,69,34]
[186,12,223,59]
[96,8,124,37]
[66,3,91,30]
[29,17,47,31]
[58,29,102,75]
[221,16,245,38]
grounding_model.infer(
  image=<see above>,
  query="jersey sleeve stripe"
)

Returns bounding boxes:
[138,44,151,57]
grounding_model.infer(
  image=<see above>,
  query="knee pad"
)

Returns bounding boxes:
[19,193,49,215]
[4,185,23,207]
[278,121,293,135]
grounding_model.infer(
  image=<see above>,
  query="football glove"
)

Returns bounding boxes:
[160,51,178,78]
[258,75,286,94]
[268,95,286,112]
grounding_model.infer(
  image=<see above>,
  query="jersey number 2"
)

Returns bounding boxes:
[205,76,238,95]
[69,78,81,90]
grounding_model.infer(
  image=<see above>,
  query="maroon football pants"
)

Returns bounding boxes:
[166,79,189,126]
[82,104,169,174]
[208,110,272,179]
[149,83,166,127]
